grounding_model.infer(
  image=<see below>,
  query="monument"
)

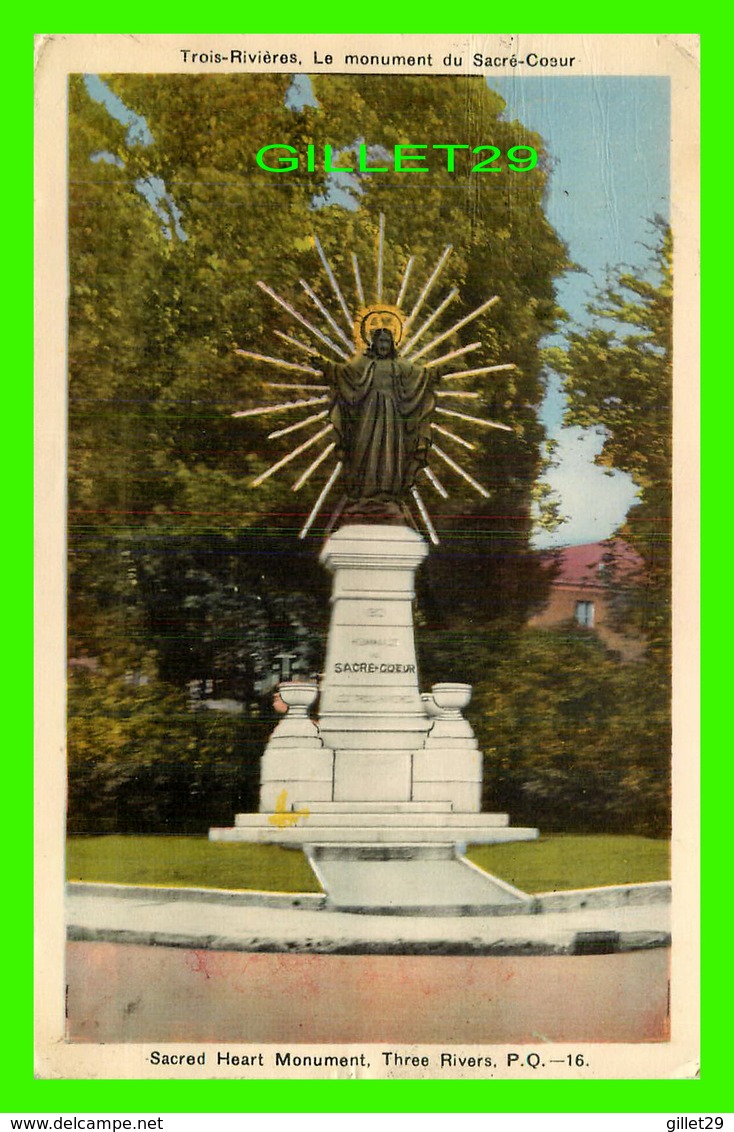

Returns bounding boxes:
[210,217,539,912]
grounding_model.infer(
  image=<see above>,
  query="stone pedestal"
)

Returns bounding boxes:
[258,682,334,813]
[413,683,483,812]
[317,524,428,742]
[317,524,430,801]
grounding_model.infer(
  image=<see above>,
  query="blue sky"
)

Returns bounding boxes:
[488,75,670,546]
[83,73,670,548]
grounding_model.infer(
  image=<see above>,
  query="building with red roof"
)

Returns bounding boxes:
[528,539,646,660]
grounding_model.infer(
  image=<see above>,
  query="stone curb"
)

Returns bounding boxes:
[67,923,671,957]
[67,881,326,910]
[534,881,671,912]
[67,878,671,915]
[66,879,672,956]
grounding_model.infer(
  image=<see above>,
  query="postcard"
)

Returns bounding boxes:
[34,33,699,1081]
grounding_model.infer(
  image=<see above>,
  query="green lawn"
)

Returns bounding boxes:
[467,836,670,893]
[67,834,670,895]
[66,837,323,893]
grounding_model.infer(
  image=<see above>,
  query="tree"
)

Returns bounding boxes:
[472,630,671,836]
[70,72,569,662]
[67,660,269,833]
[500,222,675,838]
[68,74,328,668]
[67,73,569,830]
[547,221,672,653]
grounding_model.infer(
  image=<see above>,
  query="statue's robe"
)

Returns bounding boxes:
[325,354,436,503]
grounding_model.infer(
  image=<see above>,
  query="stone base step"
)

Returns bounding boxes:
[210,822,538,846]
[289,801,454,813]
[235,810,509,829]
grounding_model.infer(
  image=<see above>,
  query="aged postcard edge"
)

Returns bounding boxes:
[34,33,700,1081]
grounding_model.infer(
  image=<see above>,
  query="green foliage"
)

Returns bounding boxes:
[472,630,671,837]
[67,664,268,833]
[130,529,329,690]
[552,222,672,492]
[537,228,672,838]
[546,220,672,654]
[67,73,573,833]
[69,71,568,579]
[68,74,334,693]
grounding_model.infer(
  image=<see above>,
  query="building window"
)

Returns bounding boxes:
[575,600,595,628]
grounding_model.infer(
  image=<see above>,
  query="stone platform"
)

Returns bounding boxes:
[213,524,539,910]
[67,878,671,952]
[210,808,537,847]
[209,803,539,911]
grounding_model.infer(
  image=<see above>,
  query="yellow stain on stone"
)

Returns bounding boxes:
[267,789,310,828]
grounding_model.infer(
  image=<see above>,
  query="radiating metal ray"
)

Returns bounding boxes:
[376,213,385,301]
[322,493,348,539]
[436,390,480,399]
[268,410,329,440]
[299,461,343,539]
[400,289,458,355]
[410,296,500,361]
[257,281,349,359]
[422,464,450,497]
[402,245,452,334]
[395,256,414,308]
[431,443,490,498]
[273,330,320,357]
[235,349,323,376]
[232,396,329,419]
[251,424,334,487]
[264,382,330,391]
[351,253,365,306]
[411,486,439,545]
[299,280,353,350]
[313,236,352,327]
[437,407,514,432]
[292,441,336,491]
[441,363,517,380]
[424,342,481,369]
[431,422,476,451]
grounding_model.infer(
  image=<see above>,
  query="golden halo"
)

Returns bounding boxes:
[357,305,405,348]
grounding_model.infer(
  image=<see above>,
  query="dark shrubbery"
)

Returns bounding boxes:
[67,664,267,834]
[472,630,670,837]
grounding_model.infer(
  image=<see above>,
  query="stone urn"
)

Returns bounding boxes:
[278,681,319,713]
[267,682,321,745]
[259,681,333,812]
[425,682,476,742]
[413,681,481,812]
[421,691,443,719]
[431,682,473,715]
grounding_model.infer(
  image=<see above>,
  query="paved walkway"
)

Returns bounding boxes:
[67,880,670,955]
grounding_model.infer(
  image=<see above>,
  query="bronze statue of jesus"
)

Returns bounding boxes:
[322,327,437,523]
